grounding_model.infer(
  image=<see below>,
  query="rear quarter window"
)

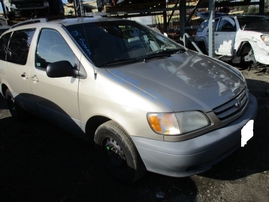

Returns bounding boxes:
[6,28,36,65]
[0,32,11,61]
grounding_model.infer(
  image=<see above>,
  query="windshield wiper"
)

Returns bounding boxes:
[97,48,186,66]
[98,57,144,67]
[142,48,186,61]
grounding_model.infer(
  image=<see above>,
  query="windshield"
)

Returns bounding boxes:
[237,16,269,31]
[66,20,182,66]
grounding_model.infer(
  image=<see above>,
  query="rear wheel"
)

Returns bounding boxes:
[5,89,28,122]
[94,120,146,184]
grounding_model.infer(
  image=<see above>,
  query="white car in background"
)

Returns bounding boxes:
[194,15,269,66]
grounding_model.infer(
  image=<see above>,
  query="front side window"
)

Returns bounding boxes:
[217,18,236,32]
[6,28,35,65]
[66,20,182,67]
[35,28,76,69]
[0,32,12,61]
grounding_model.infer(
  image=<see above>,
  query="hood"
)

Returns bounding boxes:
[241,30,269,35]
[242,29,269,35]
[106,51,246,112]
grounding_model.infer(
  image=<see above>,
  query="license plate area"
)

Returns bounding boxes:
[241,120,254,147]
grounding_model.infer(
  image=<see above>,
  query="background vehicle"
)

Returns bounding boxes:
[194,15,269,66]
[3,0,63,19]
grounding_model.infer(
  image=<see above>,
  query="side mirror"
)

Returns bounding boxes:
[46,60,76,78]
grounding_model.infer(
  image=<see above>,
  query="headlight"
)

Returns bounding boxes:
[261,35,269,45]
[147,111,210,135]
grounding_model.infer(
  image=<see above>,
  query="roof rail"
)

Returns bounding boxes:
[10,18,49,28]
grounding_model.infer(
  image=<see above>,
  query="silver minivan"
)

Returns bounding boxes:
[0,17,257,183]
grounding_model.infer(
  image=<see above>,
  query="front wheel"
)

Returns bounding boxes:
[94,120,146,184]
[243,48,258,70]
[236,44,258,70]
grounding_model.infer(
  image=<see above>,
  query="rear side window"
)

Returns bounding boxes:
[0,32,11,61]
[35,28,76,69]
[6,29,35,65]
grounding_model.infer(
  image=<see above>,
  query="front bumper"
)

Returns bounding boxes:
[253,44,269,65]
[132,93,257,177]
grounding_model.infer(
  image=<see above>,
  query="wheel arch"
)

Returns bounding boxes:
[85,115,111,142]
[197,39,208,54]
[236,41,253,56]
[1,84,8,98]
[196,37,207,45]
[233,41,256,65]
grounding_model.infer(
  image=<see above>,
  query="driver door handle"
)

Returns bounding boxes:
[21,72,28,79]
[32,75,39,82]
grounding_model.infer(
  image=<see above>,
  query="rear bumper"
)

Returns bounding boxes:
[132,93,257,177]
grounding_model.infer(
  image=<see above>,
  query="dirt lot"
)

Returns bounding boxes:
[0,66,269,202]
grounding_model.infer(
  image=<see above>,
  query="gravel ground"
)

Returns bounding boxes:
[0,66,269,202]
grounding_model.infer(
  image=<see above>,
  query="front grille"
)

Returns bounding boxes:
[213,89,248,121]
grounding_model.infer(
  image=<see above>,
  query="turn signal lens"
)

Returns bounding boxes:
[148,115,162,133]
[148,113,180,135]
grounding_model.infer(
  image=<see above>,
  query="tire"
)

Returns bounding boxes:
[238,44,257,70]
[245,48,258,70]
[94,120,146,184]
[5,89,28,122]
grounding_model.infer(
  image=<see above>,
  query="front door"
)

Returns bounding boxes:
[31,28,83,136]
[214,17,237,56]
